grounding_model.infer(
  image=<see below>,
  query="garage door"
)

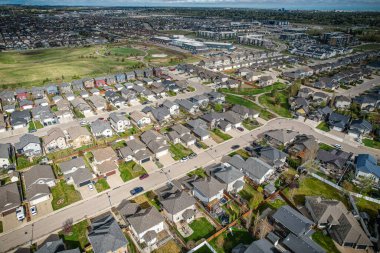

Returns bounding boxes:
[105,170,116,177]
[30,195,50,206]
[141,158,150,163]
[79,180,91,187]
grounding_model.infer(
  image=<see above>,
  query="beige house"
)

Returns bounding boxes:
[42,127,69,153]
[91,147,118,177]
[66,126,92,149]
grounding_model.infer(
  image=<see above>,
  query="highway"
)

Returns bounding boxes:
[1,117,379,252]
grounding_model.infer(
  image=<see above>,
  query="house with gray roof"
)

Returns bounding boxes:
[88,214,129,253]
[316,149,352,178]
[86,95,106,112]
[42,128,68,154]
[90,119,113,138]
[212,164,244,193]
[170,124,196,146]
[192,177,225,204]
[287,134,318,163]
[117,200,141,222]
[0,143,12,169]
[126,207,165,246]
[10,110,31,129]
[0,183,21,217]
[264,129,298,148]
[129,111,151,128]
[348,119,372,139]
[150,107,171,124]
[282,233,326,253]
[162,100,179,115]
[70,98,92,117]
[15,134,42,157]
[355,154,380,184]
[118,139,153,164]
[305,196,372,250]
[259,146,288,168]
[109,112,130,133]
[23,165,56,205]
[186,119,210,140]
[228,155,274,185]
[175,99,199,114]
[35,238,72,253]
[160,190,196,223]
[32,106,57,126]
[59,157,93,187]
[140,130,169,158]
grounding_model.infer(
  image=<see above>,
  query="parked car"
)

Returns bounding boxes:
[30,206,37,216]
[29,129,37,133]
[181,157,189,162]
[139,173,149,180]
[195,142,202,148]
[99,117,104,120]
[16,206,25,221]
[88,183,94,191]
[231,145,240,150]
[189,153,197,159]
[334,144,342,149]
[237,127,244,132]
[130,187,144,195]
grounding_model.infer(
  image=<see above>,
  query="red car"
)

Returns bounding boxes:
[139,173,149,180]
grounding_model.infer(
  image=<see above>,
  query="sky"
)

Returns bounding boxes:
[1,0,380,11]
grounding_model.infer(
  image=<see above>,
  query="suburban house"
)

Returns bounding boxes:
[207,91,225,104]
[0,183,21,218]
[264,129,298,148]
[59,157,93,187]
[109,112,130,133]
[211,164,245,193]
[118,138,153,164]
[258,146,288,168]
[186,119,210,141]
[126,207,165,246]
[175,99,199,114]
[71,98,93,117]
[169,124,196,146]
[10,110,31,129]
[258,75,275,87]
[130,111,151,128]
[159,189,197,223]
[140,130,169,158]
[42,128,68,153]
[91,147,118,177]
[0,143,12,169]
[90,119,113,138]
[66,126,92,149]
[286,134,319,163]
[355,154,380,184]
[88,214,129,253]
[316,149,352,178]
[328,112,351,132]
[162,100,180,115]
[228,155,275,185]
[20,100,34,110]
[15,134,42,157]
[87,96,106,112]
[305,196,372,250]
[149,107,171,124]
[231,104,259,119]
[32,106,57,126]
[35,239,79,253]
[348,119,372,139]
[23,165,56,205]
[192,177,225,204]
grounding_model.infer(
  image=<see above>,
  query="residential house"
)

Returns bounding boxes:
[140,130,169,158]
[71,98,93,117]
[45,85,59,95]
[109,112,130,133]
[34,98,49,107]
[170,124,196,146]
[31,87,45,100]
[89,88,100,96]
[305,196,372,249]
[66,126,92,149]
[59,157,93,187]
[32,106,57,126]
[59,83,72,94]
[90,119,113,138]
[0,143,12,168]
[211,164,245,192]
[125,71,136,81]
[88,214,129,253]
[130,111,151,128]
[36,238,79,253]
[119,138,153,164]
[94,77,106,88]
[121,88,137,103]
[287,134,318,163]
[264,129,298,148]
[328,112,350,132]
[20,99,34,110]
[127,207,165,246]
[355,154,380,184]
[353,95,378,112]
[258,146,288,168]
[71,80,84,91]
[3,104,16,114]
[186,119,210,141]
[348,119,372,139]
[231,104,259,119]
[86,96,106,112]
[228,155,274,184]
[115,73,126,83]
[80,90,89,99]
[42,128,68,153]
[106,75,116,85]
[258,75,275,87]
[190,95,209,108]
[192,177,225,204]
[0,90,15,105]
[207,92,225,105]
[222,111,243,128]
[162,100,179,115]
[160,189,197,223]
[175,99,199,114]
[10,110,31,129]
[23,165,55,205]
[92,147,118,177]
[150,107,171,124]
[0,183,21,217]
[316,149,352,178]
[15,134,42,157]
[105,90,126,108]
[82,78,95,89]
[64,92,75,101]
[334,95,351,109]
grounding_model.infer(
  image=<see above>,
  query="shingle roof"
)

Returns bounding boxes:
[272,205,314,236]
[35,239,65,253]
[192,177,225,198]
[212,165,244,184]
[127,207,164,234]
[283,234,326,253]
[355,154,380,178]
[160,191,196,215]
[15,134,40,150]
[0,183,21,213]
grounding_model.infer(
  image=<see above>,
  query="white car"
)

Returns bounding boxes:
[30,205,37,216]
[16,206,25,221]
[334,144,342,149]
[181,157,188,163]
[88,183,94,191]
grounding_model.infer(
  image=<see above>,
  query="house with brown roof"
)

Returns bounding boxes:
[91,147,118,177]
[42,128,68,153]
[66,126,92,149]
[286,134,318,163]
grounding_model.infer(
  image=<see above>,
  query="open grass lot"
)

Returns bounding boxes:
[95,178,110,193]
[51,180,82,210]
[225,94,275,120]
[153,239,182,253]
[316,122,330,132]
[354,43,380,52]
[283,177,347,206]
[311,230,340,253]
[185,217,216,243]
[362,138,380,149]
[258,92,292,118]
[144,46,199,67]
[118,161,147,182]
[169,143,194,160]
[59,220,89,250]
[219,82,287,96]
[209,227,253,253]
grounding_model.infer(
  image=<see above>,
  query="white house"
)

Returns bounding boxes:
[213,164,245,193]
[109,112,131,133]
[192,177,225,204]
[130,111,151,128]
[160,191,197,223]
[90,119,113,138]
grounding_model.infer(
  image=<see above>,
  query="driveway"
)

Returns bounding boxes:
[203,138,218,148]
[30,201,53,221]
[158,153,176,167]
[191,144,204,154]
[143,160,158,173]
[107,171,124,188]
[1,210,26,232]
[227,128,244,138]
[78,184,98,199]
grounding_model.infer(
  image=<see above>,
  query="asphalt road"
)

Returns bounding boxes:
[335,75,380,98]
[1,118,379,253]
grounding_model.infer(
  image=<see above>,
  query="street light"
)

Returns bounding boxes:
[106,192,112,207]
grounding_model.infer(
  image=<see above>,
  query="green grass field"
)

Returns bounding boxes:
[184,217,216,243]
[118,161,147,182]
[316,122,330,132]
[219,82,287,96]
[258,92,292,118]
[362,138,380,149]
[95,178,110,193]
[51,180,82,210]
[312,231,340,253]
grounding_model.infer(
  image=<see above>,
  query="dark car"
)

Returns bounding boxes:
[231,145,240,150]
[99,117,104,120]
[139,173,149,180]
[195,142,202,148]
[130,187,144,195]
[237,127,244,132]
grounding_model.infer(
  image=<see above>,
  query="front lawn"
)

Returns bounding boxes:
[242,118,259,130]
[319,143,334,151]
[185,217,216,243]
[95,178,110,192]
[225,94,275,120]
[362,138,380,150]
[209,227,254,253]
[51,180,82,210]
[118,161,146,182]
[187,167,208,178]
[312,230,340,253]
[169,143,194,160]
[219,82,287,96]
[34,121,44,129]
[258,92,292,118]
[197,141,209,149]
[153,240,182,253]
[59,220,89,250]
[316,122,330,132]
[229,149,250,159]
[211,129,232,143]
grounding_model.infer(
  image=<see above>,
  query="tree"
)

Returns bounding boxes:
[214,103,224,112]
[62,218,73,235]
[358,176,375,195]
